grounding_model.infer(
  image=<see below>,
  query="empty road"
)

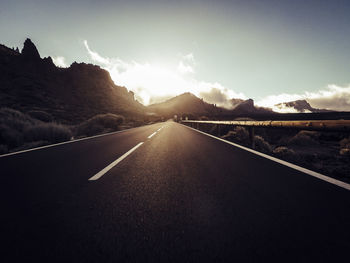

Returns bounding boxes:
[1,121,350,262]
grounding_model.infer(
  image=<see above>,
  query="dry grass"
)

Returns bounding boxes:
[254,135,273,154]
[27,110,53,122]
[24,123,72,143]
[0,109,128,154]
[340,137,350,148]
[75,113,125,137]
[287,130,319,146]
[221,127,273,153]
[273,146,299,162]
[339,137,350,156]
[0,107,72,153]
[221,126,250,145]
[0,108,38,149]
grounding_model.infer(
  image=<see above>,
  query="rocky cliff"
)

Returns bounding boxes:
[0,39,145,123]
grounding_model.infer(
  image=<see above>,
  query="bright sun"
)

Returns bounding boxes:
[109,62,196,105]
[84,40,246,107]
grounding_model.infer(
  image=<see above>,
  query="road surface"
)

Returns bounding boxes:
[1,121,350,262]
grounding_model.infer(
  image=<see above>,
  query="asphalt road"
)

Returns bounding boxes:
[1,121,350,262]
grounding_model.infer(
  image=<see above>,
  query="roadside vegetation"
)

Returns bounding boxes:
[74,113,125,137]
[0,108,144,155]
[0,108,69,154]
[339,137,350,156]
[218,124,350,182]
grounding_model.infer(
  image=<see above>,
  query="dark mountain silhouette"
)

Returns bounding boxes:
[230,98,245,107]
[147,92,223,118]
[0,39,144,123]
[232,98,273,115]
[148,93,273,118]
[275,100,332,113]
[21,38,40,59]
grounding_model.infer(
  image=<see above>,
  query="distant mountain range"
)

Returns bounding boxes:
[147,93,224,118]
[147,93,273,118]
[0,39,342,123]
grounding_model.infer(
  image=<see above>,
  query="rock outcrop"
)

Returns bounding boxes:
[275,100,331,113]
[21,38,41,59]
[0,39,145,123]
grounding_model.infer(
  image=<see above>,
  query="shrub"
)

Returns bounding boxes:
[24,123,72,143]
[0,107,38,132]
[222,126,250,145]
[339,137,350,156]
[340,148,350,156]
[27,110,53,122]
[0,108,30,122]
[287,130,319,146]
[340,137,350,149]
[0,124,24,148]
[76,113,125,137]
[273,146,299,162]
[0,108,39,149]
[297,130,320,140]
[0,108,71,151]
[254,135,273,153]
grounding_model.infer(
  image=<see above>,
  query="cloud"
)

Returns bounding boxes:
[257,84,350,112]
[177,53,195,74]
[84,40,246,107]
[52,56,68,68]
[257,95,300,107]
[272,103,303,113]
[182,53,195,63]
[199,87,246,108]
[177,61,194,74]
[83,40,110,65]
[307,85,350,111]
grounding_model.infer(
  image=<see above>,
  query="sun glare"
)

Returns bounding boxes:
[84,40,246,107]
[109,63,185,105]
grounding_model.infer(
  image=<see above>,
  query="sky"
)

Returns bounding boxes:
[1,0,350,111]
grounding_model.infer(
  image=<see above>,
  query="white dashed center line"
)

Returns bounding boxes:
[89,142,144,181]
[89,125,165,181]
[148,132,157,139]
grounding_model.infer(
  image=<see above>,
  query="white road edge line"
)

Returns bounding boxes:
[0,126,140,158]
[157,127,163,132]
[148,132,157,139]
[88,142,144,181]
[182,124,350,191]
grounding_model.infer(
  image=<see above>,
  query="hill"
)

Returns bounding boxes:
[0,39,145,123]
[231,98,272,115]
[147,93,223,118]
[148,92,273,119]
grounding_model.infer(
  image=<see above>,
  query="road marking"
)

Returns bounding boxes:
[0,123,167,158]
[148,132,157,139]
[0,126,140,158]
[182,124,350,191]
[88,142,144,181]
